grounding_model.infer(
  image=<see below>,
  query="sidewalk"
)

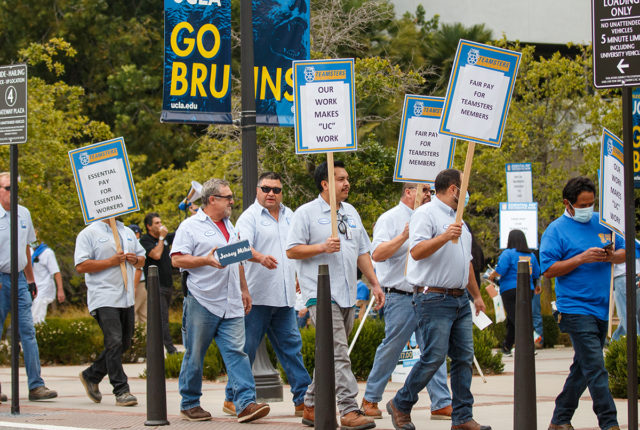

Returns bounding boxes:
[0,347,633,430]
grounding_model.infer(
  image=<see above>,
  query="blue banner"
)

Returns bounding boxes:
[161,0,232,124]
[633,87,640,187]
[254,0,310,126]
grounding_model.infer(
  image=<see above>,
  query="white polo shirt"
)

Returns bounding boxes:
[0,205,36,273]
[406,197,472,290]
[74,221,145,312]
[171,208,244,319]
[286,195,371,308]
[236,200,295,307]
[30,246,60,300]
[371,202,413,292]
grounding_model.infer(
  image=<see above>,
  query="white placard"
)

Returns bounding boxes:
[299,81,351,150]
[599,128,625,235]
[506,163,533,202]
[499,202,538,249]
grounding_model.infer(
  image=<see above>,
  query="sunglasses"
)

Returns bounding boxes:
[1,186,10,191]
[214,194,234,201]
[260,186,282,194]
[337,212,348,235]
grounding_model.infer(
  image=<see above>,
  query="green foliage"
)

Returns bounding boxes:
[542,315,560,348]
[34,318,101,364]
[169,321,183,346]
[122,322,147,363]
[162,343,225,380]
[347,318,386,380]
[473,327,504,374]
[299,326,317,377]
[604,336,640,398]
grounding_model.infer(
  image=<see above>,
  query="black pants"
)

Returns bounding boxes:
[502,289,517,350]
[84,306,135,395]
[159,289,177,354]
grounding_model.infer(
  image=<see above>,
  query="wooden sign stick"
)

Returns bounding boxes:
[452,141,475,244]
[327,152,338,238]
[607,234,617,338]
[108,217,129,290]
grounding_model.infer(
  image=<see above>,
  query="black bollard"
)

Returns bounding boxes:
[513,260,536,430]
[145,265,169,426]
[315,264,337,429]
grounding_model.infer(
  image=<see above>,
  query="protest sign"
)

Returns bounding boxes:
[505,163,533,202]
[499,202,538,249]
[599,128,625,235]
[216,240,252,266]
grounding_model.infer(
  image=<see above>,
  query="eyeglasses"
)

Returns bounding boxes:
[337,212,348,235]
[426,189,435,196]
[1,186,10,191]
[214,194,234,201]
[260,186,282,194]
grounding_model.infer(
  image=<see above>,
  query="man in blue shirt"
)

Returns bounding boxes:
[540,176,624,430]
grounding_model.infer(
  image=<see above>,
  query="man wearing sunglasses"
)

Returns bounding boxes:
[362,183,453,422]
[222,171,311,417]
[287,160,385,430]
[0,172,58,401]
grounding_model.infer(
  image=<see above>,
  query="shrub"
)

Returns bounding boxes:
[123,322,147,363]
[605,336,640,398]
[35,318,102,364]
[163,342,225,380]
[169,321,182,346]
[473,327,504,374]
[542,314,560,347]
[348,318,386,380]
[300,326,316,376]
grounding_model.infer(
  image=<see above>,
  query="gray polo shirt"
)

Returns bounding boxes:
[406,197,472,290]
[171,208,244,319]
[236,200,295,307]
[74,221,145,312]
[371,202,413,292]
[0,205,36,273]
[286,195,371,308]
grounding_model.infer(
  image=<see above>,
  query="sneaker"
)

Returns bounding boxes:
[28,386,57,401]
[340,410,376,430]
[386,400,415,430]
[181,406,212,421]
[115,392,137,407]
[79,372,101,403]
[223,400,236,416]
[294,403,304,417]
[237,402,270,423]
[302,404,315,426]
[451,419,491,429]
[362,399,382,419]
[430,404,452,420]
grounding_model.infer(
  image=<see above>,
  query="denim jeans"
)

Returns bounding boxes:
[531,292,544,342]
[224,305,311,406]
[393,292,475,426]
[551,313,618,429]
[83,306,135,395]
[179,294,256,412]
[612,275,640,341]
[364,291,451,410]
[0,272,45,390]
[159,288,177,353]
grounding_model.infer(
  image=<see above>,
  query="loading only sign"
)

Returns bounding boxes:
[592,0,640,88]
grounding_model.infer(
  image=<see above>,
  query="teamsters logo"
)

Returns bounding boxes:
[607,139,613,156]
[304,67,316,83]
[79,152,90,166]
[413,102,424,117]
[467,49,480,65]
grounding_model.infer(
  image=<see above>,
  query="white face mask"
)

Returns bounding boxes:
[570,203,594,223]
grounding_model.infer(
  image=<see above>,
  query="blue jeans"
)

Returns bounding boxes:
[393,292,474,426]
[531,293,543,342]
[612,275,640,341]
[224,305,311,406]
[0,272,44,390]
[551,313,617,429]
[179,294,256,412]
[364,291,451,410]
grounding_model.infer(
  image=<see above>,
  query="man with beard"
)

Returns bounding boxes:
[287,160,385,430]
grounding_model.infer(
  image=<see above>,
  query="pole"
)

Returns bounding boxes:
[348,296,375,355]
[10,144,19,414]
[513,260,536,430]
[452,142,475,244]
[327,153,338,237]
[607,235,616,338]
[315,264,336,429]
[240,0,257,209]
[622,86,638,427]
[108,218,127,289]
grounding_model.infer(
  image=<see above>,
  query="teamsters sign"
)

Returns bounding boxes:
[161,0,232,124]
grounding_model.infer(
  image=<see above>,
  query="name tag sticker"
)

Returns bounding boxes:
[261,220,272,226]
[204,230,217,237]
[98,237,109,243]
[0,225,6,231]
[215,240,253,266]
[318,218,330,225]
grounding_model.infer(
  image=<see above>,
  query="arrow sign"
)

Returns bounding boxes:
[617,59,629,74]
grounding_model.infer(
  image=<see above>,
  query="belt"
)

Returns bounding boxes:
[383,287,412,296]
[414,286,465,297]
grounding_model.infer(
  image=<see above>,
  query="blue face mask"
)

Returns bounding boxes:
[570,203,593,223]
[465,191,470,208]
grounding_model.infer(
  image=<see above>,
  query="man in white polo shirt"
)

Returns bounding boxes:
[171,178,270,423]
[287,160,385,430]
[30,239,66,324]
[223,172,310,417]
[386,169,489,430]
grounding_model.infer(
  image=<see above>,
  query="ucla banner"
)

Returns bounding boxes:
[161,0,232,124]
[254,0,310,126]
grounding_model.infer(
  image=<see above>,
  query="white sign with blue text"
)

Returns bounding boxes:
[505,163,533,203]
[216,240,253,266]
[68,137,139,224]
[393,95,455,184]
[599,128,625,235]
[293,59,356,154]
[440,40,521,147]
[499,202,538,249]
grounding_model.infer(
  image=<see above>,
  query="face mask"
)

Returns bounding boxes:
[453,187,470,208]
[570,204,593,223]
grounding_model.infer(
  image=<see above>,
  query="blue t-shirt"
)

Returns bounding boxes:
[356,280,370,301]
[495,248,540,293]
[540,212,614,320]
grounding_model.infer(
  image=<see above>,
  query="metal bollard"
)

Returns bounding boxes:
[315,264,337,429]
[514,260,536,430]
[145,265,169,426]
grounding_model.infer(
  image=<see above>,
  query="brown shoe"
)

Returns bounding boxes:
[362,399,382,419]
[28,386,58,401]
[548,424,574,430]
[451,419,491,430]
[386,400,415,430]
[181,406,212,421]
[340,410,375,430]
[223,400,236,416]
[430,404,452,420]
[237,402,270,423]
[302,404,315,426]
[295,403,304,417]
